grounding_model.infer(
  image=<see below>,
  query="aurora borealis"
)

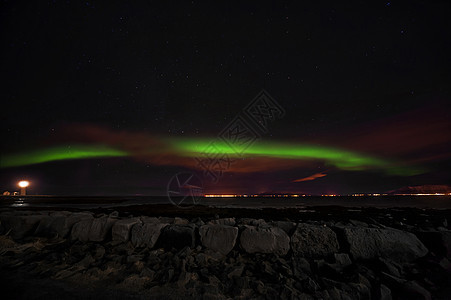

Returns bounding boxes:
[0,145,127,169]
[1,136,426,177]
[1,1,450,196]
[169,139,425,176]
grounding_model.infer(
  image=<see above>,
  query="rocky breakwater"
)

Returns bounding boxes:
[0,209,450,299]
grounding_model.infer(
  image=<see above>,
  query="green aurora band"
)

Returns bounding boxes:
[168,138,425,176]
[1,139,424,176]
[0,145,127,168]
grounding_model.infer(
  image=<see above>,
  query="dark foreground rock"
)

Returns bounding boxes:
[0,207,450,299]
[131,222,167,248]
[159,224,196,249]
[341,226,428,262]
[240,225,290,255]
[199,224,238,255]
[416,230,451,259]
[290,223,339,258]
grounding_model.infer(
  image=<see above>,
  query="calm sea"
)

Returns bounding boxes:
[1,195,450,209]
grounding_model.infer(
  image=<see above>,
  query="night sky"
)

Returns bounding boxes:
[1,1,450,196]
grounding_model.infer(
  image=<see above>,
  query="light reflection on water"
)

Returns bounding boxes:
[12,198,29,207]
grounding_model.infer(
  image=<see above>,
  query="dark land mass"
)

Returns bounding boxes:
[0,197,450,299]
[387,185,451,195]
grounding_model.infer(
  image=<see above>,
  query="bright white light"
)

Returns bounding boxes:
[18,181,29,188]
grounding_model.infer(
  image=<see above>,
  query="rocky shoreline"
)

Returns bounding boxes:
[0,206,450,299]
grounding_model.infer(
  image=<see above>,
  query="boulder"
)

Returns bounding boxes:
[141,216,160,223]
[112,218,141,242]
[251,219,267,226]
[238,218,268,226]
[292,257,312,275]
[271,221,297,235]
[89,217,117,242]
[71,219,93,242]
[0,213,48,239]
[378,257,402,277]
[199,224,238,255]
[290,223,339,258]
[36,212,93,238]
[33,215,58,237]
[380,284,392,300]
[240,225,290,255]
[400,281,431,300]
[71,216,117,242]
[173,217,189,225]
[415,230,451,259]
[227,265,245,279]
[341,227,428,262]
[209,218,236,226]
[159,224,196,249]
[131,222,167,248]
[325,253,353,272]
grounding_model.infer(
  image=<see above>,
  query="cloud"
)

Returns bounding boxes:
[292,172,327,182]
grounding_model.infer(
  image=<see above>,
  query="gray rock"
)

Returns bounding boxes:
[71,216,116,242]
[400,281,431,300]
[251,219,267,226]
[34,215,59,237]
[159,224,196,249]
[416,230,451,259]
[238,218,256,225]
[227,265,245,279]
[302,277,320,292]
[109,211,119,218]
[89,216,117,242]
[324,253,353,272]
[380,284,392,300]
[342,227,428,262]
[349,219,369,227]
[176,246,192,258]
[1,213,48,239]
[126,254,144,263]
[191,217,205,226]
[292,257,312,275]
[298,293,315,300]
[271,221,297,234]
[71,219,93,242]
[75,253,95,268]
[240,225,290,255]
[378,257,402,277]
[357,274,372,293]
[261,261,278,277]
[140,216,160,223]
[381,271,406,285]
[93,244,105,260]
[158,217,174,223]
[51,212,93,237]
[112,218,141,242]
[199,224,238,255]
[439,257,451,272]
[173,217,189,225]
[195,253,208,267]
[350,282,371,299]
[209,217,236,226]
[131,222,167,248]
[334,253,352,268]
[290,223,339,258]
[177,270,191,288]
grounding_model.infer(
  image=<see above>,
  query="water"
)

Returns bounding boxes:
[1,195,450,209]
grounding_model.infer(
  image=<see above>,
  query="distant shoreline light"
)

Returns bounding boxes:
[203,193,450,197]
[204,194,311,197]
